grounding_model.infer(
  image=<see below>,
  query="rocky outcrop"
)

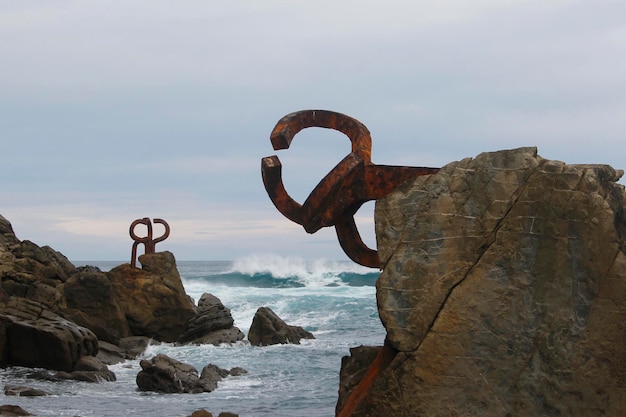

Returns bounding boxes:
[0,297,98,371]
[136,354,244,394]
[1,214,240,373]
[247,306,315,346]
[0,216,73,311]
[59,266,131,344]
[107,252,197,343]
[178,293,244,345]
[341,148,626,416]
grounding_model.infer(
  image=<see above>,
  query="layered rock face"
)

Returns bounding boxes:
[1,216,244,371]
[345,148,626,416]
[107,252,197,343]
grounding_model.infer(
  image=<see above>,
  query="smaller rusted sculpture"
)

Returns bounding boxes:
[261,110,440,268]
[129,217,170,267]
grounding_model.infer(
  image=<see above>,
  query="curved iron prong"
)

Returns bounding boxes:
[152,218,170,244]
[270,110,372,162]
[261,155,305,226]
[335,210,380,269]
[300,152,365,233]
[129,217,152,243]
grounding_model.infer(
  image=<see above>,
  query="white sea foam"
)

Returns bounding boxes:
[229,253,378,287]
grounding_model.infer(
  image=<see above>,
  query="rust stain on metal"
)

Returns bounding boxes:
[129,217,170,268]
[261,109,439,268]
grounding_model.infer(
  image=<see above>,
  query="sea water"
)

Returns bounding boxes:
[0,255,385,417]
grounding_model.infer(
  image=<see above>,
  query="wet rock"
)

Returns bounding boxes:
[0,404,33,416]
[178,293,244,345]
[136,354,232,394]
[228,367,248,376]
[95,340,127,365]
[54,369,116,383]
[118,336,153,358]
[4,385,51,397]
[248,306,314,346]
[53,355,117,382]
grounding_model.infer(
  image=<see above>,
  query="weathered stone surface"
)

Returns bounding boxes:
[1,216,229,374]
[4,385,51,397]
[53,355,117,382]
[247,306,315,346]
[178,293,245,345]
[107,252,197,342]
[353,147,626,416]
[0,297,98,371]
[60,267,131,344]
[136,354,232,394]
[117,336,153,358]
[0,216,75,311]
[96,337,152,365]
[0,404,33,416]
[335,346,382,416]
[0,234,67,311]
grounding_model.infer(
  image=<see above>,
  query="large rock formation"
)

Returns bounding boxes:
[104,252,197,343]
[1,214,243,372]
[0,297,98,371]
[340,147,626,416]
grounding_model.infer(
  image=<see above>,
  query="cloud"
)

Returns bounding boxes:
[1,0,624,261]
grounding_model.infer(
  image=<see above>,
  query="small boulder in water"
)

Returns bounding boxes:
[247,306,315,346]
[136,354,245,394]
[0,404,33,416]
[178,293,245,345]
[4,385,51,397]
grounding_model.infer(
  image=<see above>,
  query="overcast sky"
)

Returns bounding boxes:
[1,0,624,263]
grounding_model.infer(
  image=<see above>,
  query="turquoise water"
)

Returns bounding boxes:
[0,256,385,416]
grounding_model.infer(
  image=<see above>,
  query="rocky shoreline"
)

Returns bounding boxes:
[0,214,315,416]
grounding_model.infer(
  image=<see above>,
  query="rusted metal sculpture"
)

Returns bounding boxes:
[261,109,440,268]
[129,217,170,267]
